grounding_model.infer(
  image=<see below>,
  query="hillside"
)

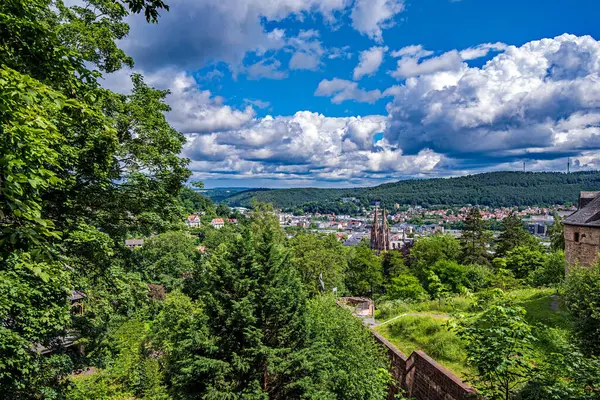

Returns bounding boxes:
[223,171,600,208]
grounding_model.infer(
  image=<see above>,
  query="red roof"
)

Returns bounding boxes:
[212,218,224,224]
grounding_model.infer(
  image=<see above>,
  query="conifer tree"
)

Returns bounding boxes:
[495,212,536,257]
[460,208,492,266]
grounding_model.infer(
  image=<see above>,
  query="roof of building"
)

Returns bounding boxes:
[125,239,144,245]
[564,192,600,226]
[212,218,224,224]
[69,290,86,301]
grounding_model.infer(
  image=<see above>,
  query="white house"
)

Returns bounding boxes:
[187,215,201,228]
[211,218,225,229]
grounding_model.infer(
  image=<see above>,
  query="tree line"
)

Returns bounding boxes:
[224,171,600,211]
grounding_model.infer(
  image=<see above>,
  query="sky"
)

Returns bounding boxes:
[103,0,600,188]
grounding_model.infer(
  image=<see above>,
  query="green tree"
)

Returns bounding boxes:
[288,233,348,295]
[427,271,450,304]
[427,260,469,294]
[529,251,565,287]
[179,186,215,214]
[460,208,492,266]
[495,212,537,257]
[295,295,390,399]
[215,203,230,218]
[187,226,309,397]
[386,274,428,302]
[134,230,199,289]
[548,213,565,251]
[151,291,224,399]
[382,250,406,278]
[409,234,461,279]
[464,264,494,292]
[563,264,600,355]
[503,245,546,280]
[345,242,383,297]
[453,304,536,400]
[0,1,188,396]
[68,318,169,400]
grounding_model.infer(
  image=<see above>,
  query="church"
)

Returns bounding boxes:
[370,207,391,253]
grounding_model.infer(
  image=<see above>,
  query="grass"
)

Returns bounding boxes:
[375,287,575,379]
[375,296,474,321]
[375,316,472,378]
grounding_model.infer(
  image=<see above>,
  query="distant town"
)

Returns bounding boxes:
[183,200,576,250]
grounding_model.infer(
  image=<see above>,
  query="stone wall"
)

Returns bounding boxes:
[564,224,600,269]
[371,330,480,400]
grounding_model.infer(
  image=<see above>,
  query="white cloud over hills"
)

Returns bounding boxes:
[386,34,600,168]
[101,0,600,188]
[175,34,600,184]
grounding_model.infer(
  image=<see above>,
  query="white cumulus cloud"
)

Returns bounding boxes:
[353,46,388,80]
[315,78,383,104]
[386,34,600,169]
[350,0,405,43]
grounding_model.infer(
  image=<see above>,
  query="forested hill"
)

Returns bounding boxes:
[223,171,600,209]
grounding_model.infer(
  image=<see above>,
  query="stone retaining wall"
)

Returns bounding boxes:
[371,330,480,400]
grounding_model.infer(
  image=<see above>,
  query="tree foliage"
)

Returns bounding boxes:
[453,304,536,400]
[564,264,600,356]
[224,171,600,209]
[460,208,492,266]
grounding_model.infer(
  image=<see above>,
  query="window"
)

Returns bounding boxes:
[575,232,580,242]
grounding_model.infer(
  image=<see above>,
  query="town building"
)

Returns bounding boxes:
[370,207,391,253]
[125,239,144,248]
[186,215,201,228]
[563,191,600,269]
[211,218,225,229]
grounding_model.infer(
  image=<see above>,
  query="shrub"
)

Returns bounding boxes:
[464,264,494,291]
[386,274,428,302]
[427,260,469,294]
[563,264,600,355]
[529,251,565,287]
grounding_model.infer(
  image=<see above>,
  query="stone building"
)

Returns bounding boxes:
[563,191,600,269]
[370,207,391,253]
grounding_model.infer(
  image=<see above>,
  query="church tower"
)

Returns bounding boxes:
[370,207,379,250]
[370,206,391,253]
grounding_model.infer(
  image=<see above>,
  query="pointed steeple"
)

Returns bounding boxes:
[370,207,379,249]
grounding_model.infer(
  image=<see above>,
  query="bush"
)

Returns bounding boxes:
[563,264,600,355]
[464,264,494,291]
[529,251,565,287]
[386,274,428,302]
[503,246,546,280]
[427,260,468,294]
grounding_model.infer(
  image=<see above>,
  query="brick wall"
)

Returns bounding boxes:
[564,224,600,269]
[371,330,480,400]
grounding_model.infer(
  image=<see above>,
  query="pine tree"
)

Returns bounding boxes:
[460,208,492,266]
[495,212,535,257]
[193,225,309,398]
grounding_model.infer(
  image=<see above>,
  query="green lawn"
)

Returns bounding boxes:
[375,287,574,379]
[375,316,472,378]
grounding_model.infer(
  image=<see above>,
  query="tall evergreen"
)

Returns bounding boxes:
[460,208,492,266]
[189,222,309,398]
[495,212,534,257]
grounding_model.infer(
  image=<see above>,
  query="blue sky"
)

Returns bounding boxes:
[105,0,600,188]
[200,0,600,119]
